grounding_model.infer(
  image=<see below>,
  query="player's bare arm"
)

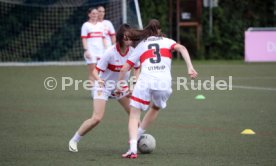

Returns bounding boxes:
[174,44,198,79]
[118,63,132,82]
[111,35,116,45]
[92,69,104,87]
[103,38,108,50]
[115,63,132,95]
[133,67,140,81]
[82,38,90,57]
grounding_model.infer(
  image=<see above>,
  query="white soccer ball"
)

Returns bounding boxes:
[138,134,156,154]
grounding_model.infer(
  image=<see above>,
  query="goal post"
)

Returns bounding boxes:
[0,0,143,65]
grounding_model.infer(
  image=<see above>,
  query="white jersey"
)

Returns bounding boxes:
[100,20,116,48]
[96,44,139,89]
[81,21,106,60]
[127,36,176,90]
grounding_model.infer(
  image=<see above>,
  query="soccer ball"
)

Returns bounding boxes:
[138,134,156,154]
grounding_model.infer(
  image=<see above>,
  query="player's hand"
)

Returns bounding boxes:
[114,88,122,97]
[97,79,105,88]
[188,68,198,79]
[84,50,90,59]
[114,86,130,97]
[126,89,132,98]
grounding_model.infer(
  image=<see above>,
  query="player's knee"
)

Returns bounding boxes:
[91,116,102,125]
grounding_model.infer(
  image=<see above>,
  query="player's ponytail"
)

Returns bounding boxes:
[143,19,162,38]
[126,19,163,43]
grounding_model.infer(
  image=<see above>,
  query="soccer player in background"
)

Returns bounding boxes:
[97,6,116,48]
[117,19,198,159]
[81,8,107,85]
[69,24,140,152]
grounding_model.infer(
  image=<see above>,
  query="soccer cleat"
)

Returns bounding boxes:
[122,151,138,159]
[69,140,78,152]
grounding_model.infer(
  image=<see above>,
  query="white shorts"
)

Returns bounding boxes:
[84,51,101,64]
[92,85,129,101]
[130,83,172,111]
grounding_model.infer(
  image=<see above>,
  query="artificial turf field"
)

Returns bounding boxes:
[0,61,276,166]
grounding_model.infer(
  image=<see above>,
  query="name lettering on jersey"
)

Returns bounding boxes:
[146,37,163,42]
[148,65,166,71]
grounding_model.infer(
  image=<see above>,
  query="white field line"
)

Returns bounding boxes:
[172,81,276,91]
[230,85,276,91]
[189,76,276,80]
[0,61,85,66]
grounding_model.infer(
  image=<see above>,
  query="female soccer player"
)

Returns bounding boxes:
[118,19,198,159]
[97,6,116,48]
[69,24,140,152]
[81,8,107,85]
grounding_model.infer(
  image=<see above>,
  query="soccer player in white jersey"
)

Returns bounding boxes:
[118,19,198,159]
[69,24,140,152]
[97,6,116,48]
[81,7,107,85]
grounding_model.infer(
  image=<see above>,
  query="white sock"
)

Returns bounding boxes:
[71,132,82,142]
[137,127,145,139]
[129,139,137,154]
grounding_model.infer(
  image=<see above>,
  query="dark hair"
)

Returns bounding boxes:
[116,24,131,47]
[127,19,162,42]
[143,19,161,37]
[87,7,97,15]
[96,5,105,10]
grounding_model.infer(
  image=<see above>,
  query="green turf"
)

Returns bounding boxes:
[0,61,276,166]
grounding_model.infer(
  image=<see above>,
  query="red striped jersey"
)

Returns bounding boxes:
[100,20,116,48]
[96,44,139,87]
[81,21,106,58]
[127,36,176,86]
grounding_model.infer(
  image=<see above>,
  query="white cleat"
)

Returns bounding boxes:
[69,140,78,152]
